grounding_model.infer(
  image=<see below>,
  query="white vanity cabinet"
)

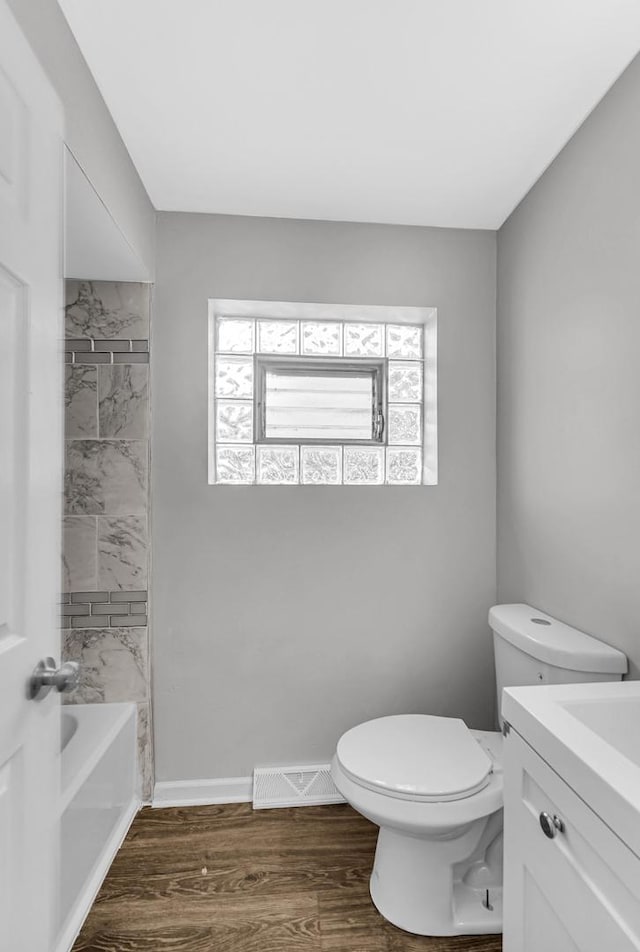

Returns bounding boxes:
[503,727,640,951]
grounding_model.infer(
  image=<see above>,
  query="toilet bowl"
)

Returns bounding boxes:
[331,604,628,936]
[331,715,504,936]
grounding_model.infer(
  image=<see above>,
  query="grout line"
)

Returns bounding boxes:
[95,514,99,596]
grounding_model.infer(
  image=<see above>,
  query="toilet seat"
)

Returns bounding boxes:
[336,714,493,802]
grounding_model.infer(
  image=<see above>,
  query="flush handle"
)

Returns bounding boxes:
[28,658,80,700]
[539,811,564,839]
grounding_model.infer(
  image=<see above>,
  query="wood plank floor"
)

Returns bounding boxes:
[72,803,502,952]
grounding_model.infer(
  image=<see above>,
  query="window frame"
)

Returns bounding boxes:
[254,354,387,446]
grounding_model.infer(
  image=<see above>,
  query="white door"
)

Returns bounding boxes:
[0,3,64,950]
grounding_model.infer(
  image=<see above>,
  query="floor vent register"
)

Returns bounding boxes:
[252,764,346,809]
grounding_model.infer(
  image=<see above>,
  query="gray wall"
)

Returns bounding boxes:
[153,213,497,782]
[497,53,640,677]
[9,0,156,278]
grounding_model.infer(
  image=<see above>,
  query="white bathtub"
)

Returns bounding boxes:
[56,703,139,952]
[61,709,78,751]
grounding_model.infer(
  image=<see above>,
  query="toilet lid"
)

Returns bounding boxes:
[336,715,493,802]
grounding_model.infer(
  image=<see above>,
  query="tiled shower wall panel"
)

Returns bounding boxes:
[61,280,153,799]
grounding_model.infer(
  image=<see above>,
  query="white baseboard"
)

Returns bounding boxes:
[152,776,252,807]
[55,796,140,952]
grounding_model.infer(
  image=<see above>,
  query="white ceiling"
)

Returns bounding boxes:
[58,0,640,229]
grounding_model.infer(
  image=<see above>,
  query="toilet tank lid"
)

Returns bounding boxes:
[489,604,628,674]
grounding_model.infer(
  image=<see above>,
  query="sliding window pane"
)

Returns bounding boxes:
[264,369,374,441]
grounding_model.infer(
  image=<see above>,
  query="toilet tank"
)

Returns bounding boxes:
[489,604,628,726]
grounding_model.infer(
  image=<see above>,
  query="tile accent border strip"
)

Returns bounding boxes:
[65,338,149,364]
[61,590,148,628]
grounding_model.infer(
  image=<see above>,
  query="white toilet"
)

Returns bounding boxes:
[331,604,627,937]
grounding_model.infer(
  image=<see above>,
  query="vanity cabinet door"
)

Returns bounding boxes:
[503,728,640,952]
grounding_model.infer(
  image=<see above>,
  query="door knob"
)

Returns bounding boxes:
[28,658,80,700]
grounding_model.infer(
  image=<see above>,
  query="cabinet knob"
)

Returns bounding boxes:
[539,811,564,839]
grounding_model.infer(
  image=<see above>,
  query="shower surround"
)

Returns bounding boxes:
[61,280,153,799]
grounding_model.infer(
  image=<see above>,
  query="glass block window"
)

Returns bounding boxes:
[209,301,437,486]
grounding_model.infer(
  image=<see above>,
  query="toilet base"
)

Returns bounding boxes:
[369,825,503,936]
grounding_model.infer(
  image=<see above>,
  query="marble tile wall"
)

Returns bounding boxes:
[61,280,153,800]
